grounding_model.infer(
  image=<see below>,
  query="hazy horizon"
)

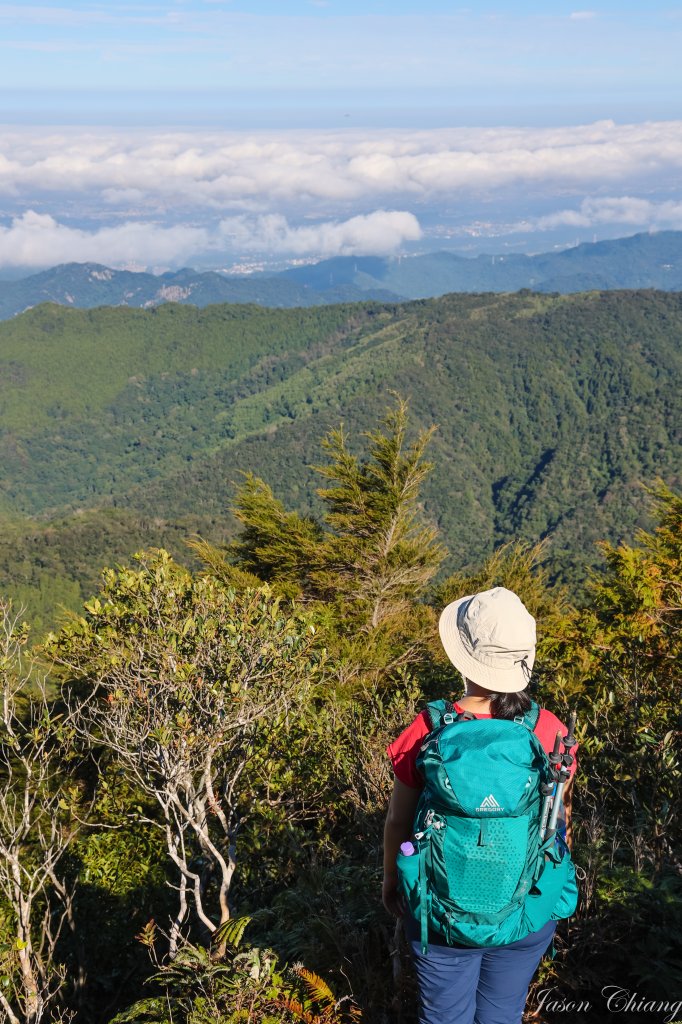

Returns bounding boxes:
[1,1,681,271]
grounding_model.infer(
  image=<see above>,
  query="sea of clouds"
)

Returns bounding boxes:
[1,120,682,269]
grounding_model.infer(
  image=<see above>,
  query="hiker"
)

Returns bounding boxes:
[383,587,578,1024]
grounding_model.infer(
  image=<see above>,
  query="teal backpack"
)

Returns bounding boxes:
[397,700,578,953]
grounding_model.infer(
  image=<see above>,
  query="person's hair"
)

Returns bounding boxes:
[488,687,531,720]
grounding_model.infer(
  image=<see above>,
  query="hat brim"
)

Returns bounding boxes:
[438,596,534,694]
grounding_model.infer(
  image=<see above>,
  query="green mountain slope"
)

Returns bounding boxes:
[120,290,680,579]
[0,290,680,625]
[0,301,394,510]
[0,507,234,635]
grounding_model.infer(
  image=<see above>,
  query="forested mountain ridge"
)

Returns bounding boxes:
[0,261,398,319]
[282,229,682,297]
[0,288,680,625]
[1,230,682,319]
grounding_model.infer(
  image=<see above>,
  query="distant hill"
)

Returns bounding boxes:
[0,290,680,633]
[282,231,682,297]
[1,231,681,319]
[0,262,398,319]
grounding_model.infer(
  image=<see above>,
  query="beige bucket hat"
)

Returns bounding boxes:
[438,587,536,693]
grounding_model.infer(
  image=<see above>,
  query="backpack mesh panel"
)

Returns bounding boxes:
[439,817,529,914]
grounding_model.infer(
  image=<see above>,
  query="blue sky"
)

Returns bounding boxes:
[1,1,681,124]
[1,1,681,270]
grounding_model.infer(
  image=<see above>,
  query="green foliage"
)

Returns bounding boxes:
[108,917,361,1024]
[1,387,680,1023]
[231,397,444,613]
[312,397,444,624]
[43,550,325,962]
[59,783,172,1022]
[44,548,321,698]
[210,398,444,692]
[108,937,289,1024]
[557,486,682,873]
[0,290,680,635]
[228,474,325,597]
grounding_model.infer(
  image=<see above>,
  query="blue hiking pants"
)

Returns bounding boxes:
[405,916,556,1024]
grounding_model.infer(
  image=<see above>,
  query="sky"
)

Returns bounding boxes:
[1,1,681,271]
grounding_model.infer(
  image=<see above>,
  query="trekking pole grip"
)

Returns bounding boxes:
[564,711,577,750]
[560,711,578,770]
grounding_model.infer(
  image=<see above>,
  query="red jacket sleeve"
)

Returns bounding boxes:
[535,708,579,779]
[386,709,431,789]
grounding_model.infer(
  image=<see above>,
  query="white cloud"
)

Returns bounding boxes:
[534,196,682,231]
[0,209,421,269]
[1,121,681,266]
[2,121,682,212]
[0,210,208,269]
[216,210,422,257]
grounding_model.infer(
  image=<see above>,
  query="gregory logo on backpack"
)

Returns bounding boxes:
[476,793,503,812]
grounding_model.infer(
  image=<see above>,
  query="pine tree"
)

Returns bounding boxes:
[312,397,444,629]
[195,396,445,684]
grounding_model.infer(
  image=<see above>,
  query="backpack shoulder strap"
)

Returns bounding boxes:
[516,699,541,733]
[425,699,453,731]
[426,699,477,730]
[428,699,540,732]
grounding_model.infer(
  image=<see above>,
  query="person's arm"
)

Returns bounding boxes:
[382,777,421,917]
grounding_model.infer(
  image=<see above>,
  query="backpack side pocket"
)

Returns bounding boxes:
[396,845,421,912]
[523,852,578,933]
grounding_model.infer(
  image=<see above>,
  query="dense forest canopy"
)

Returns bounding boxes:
[0,289,680,630]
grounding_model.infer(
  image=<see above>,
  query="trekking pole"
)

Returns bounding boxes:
[545,711,577,843]
[539,731,563,841]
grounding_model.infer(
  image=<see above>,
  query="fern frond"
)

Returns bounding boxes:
[278,996,314,1023]
[212,914,251,952]
[293,965,335,1005]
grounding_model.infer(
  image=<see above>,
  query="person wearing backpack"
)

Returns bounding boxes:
[383,587,578,1024]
